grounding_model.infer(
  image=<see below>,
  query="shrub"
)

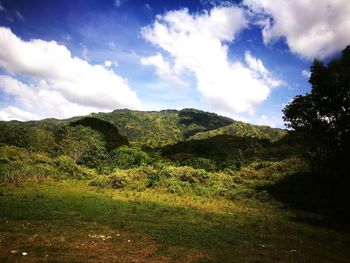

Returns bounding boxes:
[0,162,56,184]
[178,157,217,171]
[88,176,110,188]
[111,145,150,169]
[54,155,96,180]
[163,177,183,194]
[147,173,160,188]
[0,145,29,162]
[237,158,309,182]
[110,175,127,189]
[162,166,209,183]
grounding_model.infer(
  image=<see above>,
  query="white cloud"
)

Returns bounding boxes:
[0,106,38,121]
[245,50,267,75]
[301,69,311,79]
[140,53,188,87]
[141,6,282,114]
[104,60,118,68]
[0,27,141,121]
[244,0,350,60]
[244,51,283,88]
[0,75,110,121]
[256,114,283,128]
[104,60,112,67]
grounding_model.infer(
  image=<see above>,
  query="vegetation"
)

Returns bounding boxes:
[283,46,350,203]
[189,120,287,142]
[0,64,349,261]
[70,117,129,150]
[2,181,349,262]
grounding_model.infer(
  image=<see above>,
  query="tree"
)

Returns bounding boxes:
[283,46,350,175]
[110,145,150,169]
[57,125,108,168]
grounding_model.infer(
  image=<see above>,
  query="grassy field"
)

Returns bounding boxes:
[0,180,349,262]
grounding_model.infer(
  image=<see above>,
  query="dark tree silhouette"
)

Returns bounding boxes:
[283,46,350,177]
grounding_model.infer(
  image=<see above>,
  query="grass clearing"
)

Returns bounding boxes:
[0,181,349,262]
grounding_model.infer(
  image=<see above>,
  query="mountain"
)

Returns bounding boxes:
[188,121,287,142]
[92,108,286,146]
[0,108,286,148]
[90,108,233,146]
[70,117,129,150]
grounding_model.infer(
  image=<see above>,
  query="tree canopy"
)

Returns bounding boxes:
[283,46,350,174]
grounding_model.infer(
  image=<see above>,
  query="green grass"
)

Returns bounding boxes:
[1,181,349,262]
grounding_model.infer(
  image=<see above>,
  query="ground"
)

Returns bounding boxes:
[0,181,349,262]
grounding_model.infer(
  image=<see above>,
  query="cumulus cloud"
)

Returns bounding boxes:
[0,105,38,121]
[244,0,350,60]
[256,114,283,128]
[0,27,141,121]
[141,6,282,114]
[140,53,188,87]
[245,51,283,88]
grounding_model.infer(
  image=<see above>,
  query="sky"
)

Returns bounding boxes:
[0,0,349,128]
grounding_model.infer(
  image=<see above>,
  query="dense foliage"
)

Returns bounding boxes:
[189,121,286,142]
[70,117,129,150]
[91,108,282,146]
[3,106,344,213]
[282,46,350,207]
[0,108,295,195]
[283,46,350,177]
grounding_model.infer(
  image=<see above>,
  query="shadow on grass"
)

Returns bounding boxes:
[2,182,350,262]
[0,183,250,261]
[260,172,350,233]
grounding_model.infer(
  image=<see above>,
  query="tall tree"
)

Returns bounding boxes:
[283,46,350,175]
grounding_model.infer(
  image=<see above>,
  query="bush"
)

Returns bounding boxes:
[178,157,217,171]
[88,176,110,188]
[147,173,160,188]
[0,145,29,162]
[54,155,96,180]
[0,162,56,184]
[237,158,309,182]
[162,166,210,184]
[163,177,183,194]
[109,173,128,189]
[111,145,150,169]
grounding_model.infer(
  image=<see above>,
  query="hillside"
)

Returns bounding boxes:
[0,108,286,148]
[1,108,349,262]
[91,108,234,146]
[92,108,287,146]
[188,121,287,142]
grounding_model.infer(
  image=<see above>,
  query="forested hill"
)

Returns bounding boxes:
[91,108,286,145]
[0,108,286,147]
[188,121,286,142]
[91,108,233,146]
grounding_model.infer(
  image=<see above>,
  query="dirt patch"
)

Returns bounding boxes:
[0,219,209,262]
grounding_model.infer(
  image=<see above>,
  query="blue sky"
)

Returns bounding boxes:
[0,0,349,127]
